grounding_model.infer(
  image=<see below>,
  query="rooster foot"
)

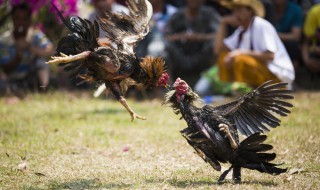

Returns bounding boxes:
[119,97,146,122]
[47,53,68,64]
[46,51,90,64]
[130,112,146,122]
[218,124,238,149]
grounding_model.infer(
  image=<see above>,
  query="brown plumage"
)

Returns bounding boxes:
[140,56,166,82]
[47,0,168,121]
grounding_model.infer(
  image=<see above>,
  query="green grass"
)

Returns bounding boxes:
[0,91,319,189]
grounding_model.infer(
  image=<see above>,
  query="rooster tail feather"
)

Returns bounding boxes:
[234,133,287,175]
[94,84,107,98]
[51,2,73,32]
[243,163,287,175]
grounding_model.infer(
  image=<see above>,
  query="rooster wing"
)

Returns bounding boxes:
[203,81,294,136]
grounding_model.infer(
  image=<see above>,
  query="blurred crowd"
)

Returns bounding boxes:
[0,0,320,98]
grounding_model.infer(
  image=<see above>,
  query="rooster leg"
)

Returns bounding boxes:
[46,51,91,64]
[119,97,146,121]
[109,81,146,121]
[218,124,238,149]
[218,166,233,184]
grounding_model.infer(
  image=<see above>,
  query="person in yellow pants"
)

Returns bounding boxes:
[214,0,295,89]
[218,52,279,87]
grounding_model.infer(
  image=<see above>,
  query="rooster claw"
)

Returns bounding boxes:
[46,51,90,65]
[219,124,238,149]
[46,53,70,64]
[219,124,229,134]
[130,112,146,122]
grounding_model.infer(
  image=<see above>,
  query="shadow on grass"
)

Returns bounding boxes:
[88,108,126,115]
[167,179,278,188]
[23,177,278,189]
[24,179,133,190]
[167,179,214,188]
[85,107,147,115]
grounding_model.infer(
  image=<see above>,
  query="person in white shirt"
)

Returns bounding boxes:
[214,0,295,89]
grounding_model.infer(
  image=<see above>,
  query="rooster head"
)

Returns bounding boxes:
[173,78,189,102]
[163,78,200,115]
[157,73,169,87]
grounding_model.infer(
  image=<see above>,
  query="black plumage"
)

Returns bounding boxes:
[48,0,168,121]
[164,79,292,183]
[202,80,294,136]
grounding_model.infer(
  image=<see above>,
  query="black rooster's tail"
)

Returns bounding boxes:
[218,133,286,184]
[236,133,287,175]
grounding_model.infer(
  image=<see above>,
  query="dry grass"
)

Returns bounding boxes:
[0,91,319,189]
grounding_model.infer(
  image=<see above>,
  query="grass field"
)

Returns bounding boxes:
[0,91,319,189]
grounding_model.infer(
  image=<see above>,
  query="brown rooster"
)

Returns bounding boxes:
[47,0,168,121]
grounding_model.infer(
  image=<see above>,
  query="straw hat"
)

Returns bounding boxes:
[220,0,265,18]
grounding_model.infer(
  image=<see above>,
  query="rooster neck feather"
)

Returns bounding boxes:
[163,88,201,115]
[131,56,166,84]
[140,56,165,79]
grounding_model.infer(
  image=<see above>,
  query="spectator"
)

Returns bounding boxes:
[260,0,276,25]
[136,0,177,57]
[302,2,320,73]
[293,0,320,15]
[194,0,277,96]
[205,0,274,23]
[165,0,220,88]
[205,0,232,16]
[0,3,53,95]
[151,0,177,34]
[273,0,303,64]
[89,0,129,38]
[214,0,295,89]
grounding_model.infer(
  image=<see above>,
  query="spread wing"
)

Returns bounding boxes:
[98,0,153,53]
[204,81,294,136]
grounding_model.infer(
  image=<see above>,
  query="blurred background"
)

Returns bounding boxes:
[0,0,319,100]
[0,1,319,188]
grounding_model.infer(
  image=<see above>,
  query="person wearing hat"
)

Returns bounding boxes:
[214,0,295,89]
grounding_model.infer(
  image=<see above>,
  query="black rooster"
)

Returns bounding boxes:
[47,0,168,121]
[164,78,293,183]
